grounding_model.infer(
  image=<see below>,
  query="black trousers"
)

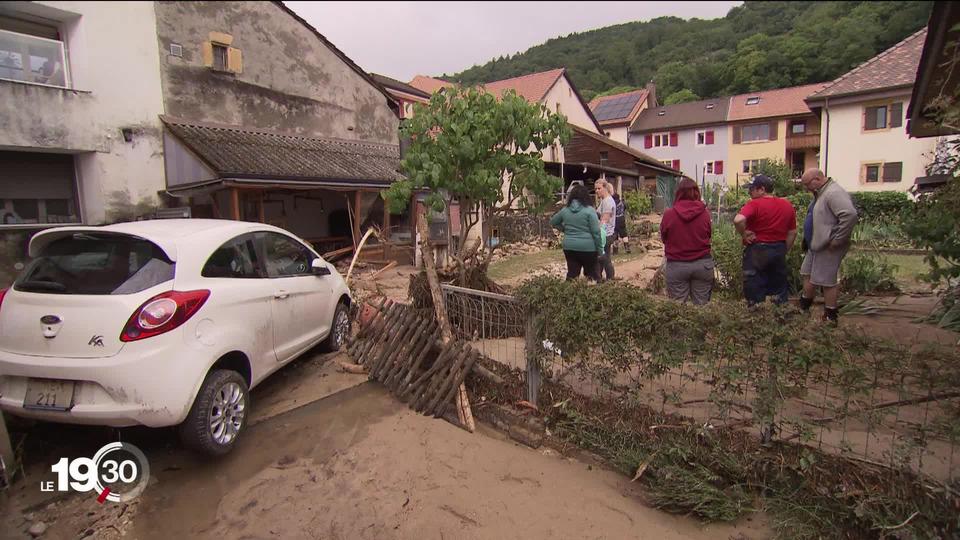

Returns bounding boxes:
[563,249,599,281]
[743,242,789,305]
[598,235,615,280]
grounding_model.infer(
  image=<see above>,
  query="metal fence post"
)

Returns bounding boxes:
[525,316,541,407]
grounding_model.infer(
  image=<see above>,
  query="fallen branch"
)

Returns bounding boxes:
[809,391,960,425]
[876,511,920,531]
[346,228,376,285]
[337,360,368,375]
[418,217,475,432]
[322,246,354,261]
[370,260,398,280]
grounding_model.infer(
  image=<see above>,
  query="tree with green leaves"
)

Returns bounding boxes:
[663,89,700,105]
[384,86,571,284]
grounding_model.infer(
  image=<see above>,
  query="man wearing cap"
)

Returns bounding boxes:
[798,168,858,324]
[733,175,797,305]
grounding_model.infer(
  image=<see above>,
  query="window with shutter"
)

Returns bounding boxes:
[864,106,888,130]
[864,164,880,183]
[644,134,653,149]
[769,121,778,141]
[890,102,903,128]
[882,162,902,182]
[715,160,723,174]
[706,130,715,145]
[672,159,680,170]
[669,132,678,147]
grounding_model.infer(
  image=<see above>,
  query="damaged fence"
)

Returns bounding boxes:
[440,282,960,485]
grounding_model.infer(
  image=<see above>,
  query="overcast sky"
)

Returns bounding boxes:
[285,1,742,82]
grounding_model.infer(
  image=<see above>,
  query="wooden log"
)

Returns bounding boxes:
[356,302,402,366]
[434,350,479,418]
[424,344,472,414]
[322,246,353,261]
[353,301,397,364]
[370,308,416,378]
[346,228,376,285]
[427,346,475,415]
[415,341,468,413]
[373,309,421,380]
[383,320,432,389]
[395,328,441,397]
[337,360,368,375]
[405,341,460,404]
[370,260,398,280]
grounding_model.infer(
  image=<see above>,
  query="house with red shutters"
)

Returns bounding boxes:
[629,96,731,186]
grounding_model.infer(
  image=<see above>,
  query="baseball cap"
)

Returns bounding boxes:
[748,174,774,192]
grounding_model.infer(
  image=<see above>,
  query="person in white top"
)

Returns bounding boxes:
[594,180,617,281]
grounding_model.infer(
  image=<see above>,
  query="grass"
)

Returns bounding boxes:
[885,253,933,288]
[488,247,648,283]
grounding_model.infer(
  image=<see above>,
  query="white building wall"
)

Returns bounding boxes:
[0,1,166,224]
[603,126,629,146]
[543,76,600,135]
[821,95,938,193]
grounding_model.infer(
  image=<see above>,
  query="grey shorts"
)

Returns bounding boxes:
[800,247,848,287]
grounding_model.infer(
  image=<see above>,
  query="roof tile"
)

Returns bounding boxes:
[482,68,565,102]
[408,75,456,94]
[727,83,825,121]
[630,97,730,133]
[809,28,927,100]
[162,117,401,183]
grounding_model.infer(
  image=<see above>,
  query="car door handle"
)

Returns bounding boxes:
[274,291,289,299]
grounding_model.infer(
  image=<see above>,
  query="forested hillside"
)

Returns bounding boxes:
[447,1,932,103]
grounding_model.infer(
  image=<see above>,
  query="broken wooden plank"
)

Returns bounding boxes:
[370,260,398,280]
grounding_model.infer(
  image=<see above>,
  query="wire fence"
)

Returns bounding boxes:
[441,284,960,484]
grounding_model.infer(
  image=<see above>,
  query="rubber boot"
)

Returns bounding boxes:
[822,306,839,326]
[799,296,814,312]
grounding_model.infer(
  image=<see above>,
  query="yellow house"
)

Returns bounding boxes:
[725,83,826,187]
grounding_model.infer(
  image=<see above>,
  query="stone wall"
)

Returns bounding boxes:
[489,213,557,244]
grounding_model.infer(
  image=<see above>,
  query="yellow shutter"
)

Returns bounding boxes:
[208,31,233,45]
[201,42,213,67]
[227,47,243,74]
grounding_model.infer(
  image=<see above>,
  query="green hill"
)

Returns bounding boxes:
[446,1,933,103]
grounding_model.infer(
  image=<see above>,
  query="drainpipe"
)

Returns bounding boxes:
[822,97,830,177]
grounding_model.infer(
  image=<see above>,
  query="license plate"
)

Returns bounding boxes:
[23,379,75,411]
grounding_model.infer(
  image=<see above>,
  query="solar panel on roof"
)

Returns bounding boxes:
[592,93,643,121]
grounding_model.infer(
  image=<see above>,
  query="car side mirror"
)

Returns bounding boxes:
[311,258,331,276]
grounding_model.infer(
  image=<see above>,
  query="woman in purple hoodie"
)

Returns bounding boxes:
[659,179,714,305]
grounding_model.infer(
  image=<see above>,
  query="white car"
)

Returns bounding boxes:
[0,219,352,455]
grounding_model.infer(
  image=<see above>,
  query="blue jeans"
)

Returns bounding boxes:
[743,242,788,305]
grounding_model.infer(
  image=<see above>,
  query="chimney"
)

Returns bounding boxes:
[646,81,657,109]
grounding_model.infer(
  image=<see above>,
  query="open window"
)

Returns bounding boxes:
[0,15,69,88]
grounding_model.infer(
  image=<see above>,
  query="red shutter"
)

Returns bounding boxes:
[669,132,679,146]
[644,134,653,149]
[706,130,715,145]
[672,159,680,170]
[715,160,723,175]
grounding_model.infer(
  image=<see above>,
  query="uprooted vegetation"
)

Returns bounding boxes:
[461,277,960,539]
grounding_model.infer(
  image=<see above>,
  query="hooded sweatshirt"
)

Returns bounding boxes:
[550,200,604,253]
[660,199,712,262]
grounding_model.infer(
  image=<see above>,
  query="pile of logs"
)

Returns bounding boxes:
[347,299,479,419]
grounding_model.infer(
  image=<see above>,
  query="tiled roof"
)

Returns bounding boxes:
[161,117,401,184]
[570,124,676,173]
[808,28,927,100]
[630,97,730,133]
[482,68,565,102]
[370,73,431,99]
[727,83,826,121]
[409,75,456,94]
[589,89,649,125]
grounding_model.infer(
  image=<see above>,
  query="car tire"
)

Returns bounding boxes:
[320,301,351,352]
[179,369,249,456]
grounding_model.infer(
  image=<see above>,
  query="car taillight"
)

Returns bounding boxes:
[0,288,7,312]
[121,290,210,342]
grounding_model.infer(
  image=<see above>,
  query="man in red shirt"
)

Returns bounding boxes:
[733,175,797,305]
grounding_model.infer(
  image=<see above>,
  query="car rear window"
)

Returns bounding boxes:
[14,233,175,295]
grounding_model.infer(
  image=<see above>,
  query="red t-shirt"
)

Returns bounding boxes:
[739,196,797,243]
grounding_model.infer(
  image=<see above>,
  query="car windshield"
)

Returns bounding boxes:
[14,233,175,295]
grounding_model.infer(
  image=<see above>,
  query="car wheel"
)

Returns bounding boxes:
[179,369,249,456]
[320,301,351,352]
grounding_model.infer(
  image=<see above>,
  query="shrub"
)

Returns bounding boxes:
[840,252,899,295]
[849,191,911,222]
[624,189,652,216]
[754,159,802,197]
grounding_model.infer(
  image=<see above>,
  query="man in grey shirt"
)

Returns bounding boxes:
[595,179,617,281]
[798,169,858,324]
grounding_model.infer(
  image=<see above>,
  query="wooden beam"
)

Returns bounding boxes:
[230,188,240,221]
[353,191,362,250]
[258,190,265,223]
[383,196,392,261]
